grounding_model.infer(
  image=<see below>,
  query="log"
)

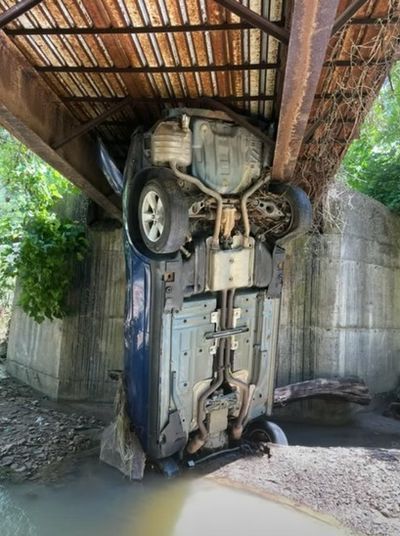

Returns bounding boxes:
[274,377,371,406]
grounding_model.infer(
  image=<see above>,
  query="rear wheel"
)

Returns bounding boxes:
[245,418,288,446]
[268,182,312,242]
[138,177,189,254]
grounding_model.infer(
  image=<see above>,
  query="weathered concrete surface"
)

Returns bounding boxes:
[6,314,63,399]
[58,226,125,400]
[7,196,125,401]
[277,185,400,412]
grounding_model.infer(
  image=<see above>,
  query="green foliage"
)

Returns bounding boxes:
[0,128,88,323]
[341,62,400,212]
[15,214,87,323]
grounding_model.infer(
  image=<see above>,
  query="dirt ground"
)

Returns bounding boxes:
[200,403,400,536]
[209,444,400,536]
[0,361,104,482]
[195,402,400,536]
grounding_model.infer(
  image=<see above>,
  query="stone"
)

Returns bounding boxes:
[0,456,14,467]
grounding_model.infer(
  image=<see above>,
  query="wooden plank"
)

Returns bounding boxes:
[214,0,289,44]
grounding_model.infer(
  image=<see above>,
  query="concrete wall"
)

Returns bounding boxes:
[7,196,125,401]
[6,312,63,399]
[58,226,125,400]
[6,185,400,404]
[277,185,400,398]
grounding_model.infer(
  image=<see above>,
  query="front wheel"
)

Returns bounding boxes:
[244,418,288,446]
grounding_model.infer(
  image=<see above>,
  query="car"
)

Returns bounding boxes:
[122,108,311,472]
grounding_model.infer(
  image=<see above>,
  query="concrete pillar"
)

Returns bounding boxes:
[6,196,125,401]
[278,184,400,397]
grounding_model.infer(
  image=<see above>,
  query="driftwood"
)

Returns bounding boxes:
[274,377,371,406]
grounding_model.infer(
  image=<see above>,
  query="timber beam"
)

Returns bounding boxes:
[272,1,340,181]
[34,61,279,74]
[0,32,122,221]
[5,16,397,37]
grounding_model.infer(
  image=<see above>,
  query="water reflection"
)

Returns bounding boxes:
[0,486,37,536]
[2,459,345,536]
[135,480,345,536]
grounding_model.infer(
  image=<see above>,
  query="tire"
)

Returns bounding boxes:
[268,182,312,243]
[138,177,189,254]
[245,418,289,446]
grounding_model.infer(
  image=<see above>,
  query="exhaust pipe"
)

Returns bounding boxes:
[186,290,228,454]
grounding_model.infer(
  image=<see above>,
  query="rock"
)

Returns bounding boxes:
[0,456,14,467]
[15,465,27,473]
[0,374,105,483]
[0,341,7,358]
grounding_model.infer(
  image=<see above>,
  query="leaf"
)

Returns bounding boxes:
[0,127,88,321]
[341,62,400,214]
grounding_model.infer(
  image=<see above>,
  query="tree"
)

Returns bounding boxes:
[0,128,87,323]
[341,62,400,212]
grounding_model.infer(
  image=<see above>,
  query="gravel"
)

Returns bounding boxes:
[210,444,400,536]
[0,368,104,482]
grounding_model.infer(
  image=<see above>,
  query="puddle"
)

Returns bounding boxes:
[1,458,346,536]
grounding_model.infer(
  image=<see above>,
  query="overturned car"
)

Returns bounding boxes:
[122,108,311,473]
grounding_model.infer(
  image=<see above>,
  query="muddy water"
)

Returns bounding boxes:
[1,458,345,536]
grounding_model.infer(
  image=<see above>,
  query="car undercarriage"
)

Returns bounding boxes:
[122,108,312,470]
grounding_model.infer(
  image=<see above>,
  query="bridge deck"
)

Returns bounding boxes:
[0,0,399,215]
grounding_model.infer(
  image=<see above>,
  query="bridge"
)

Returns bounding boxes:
[0,0,399,218]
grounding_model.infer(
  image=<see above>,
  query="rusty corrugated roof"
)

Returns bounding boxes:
[0,0,399,186]
[0,0,284,165]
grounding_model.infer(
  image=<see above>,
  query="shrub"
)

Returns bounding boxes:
[0,129,87,323]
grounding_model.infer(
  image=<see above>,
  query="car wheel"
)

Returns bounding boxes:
[245,418,288,446]
[138,177,189,254]
[268,182,312,242]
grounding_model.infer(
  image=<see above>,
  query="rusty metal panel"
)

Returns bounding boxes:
[272,0,341,182]
[0,0,283,124]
